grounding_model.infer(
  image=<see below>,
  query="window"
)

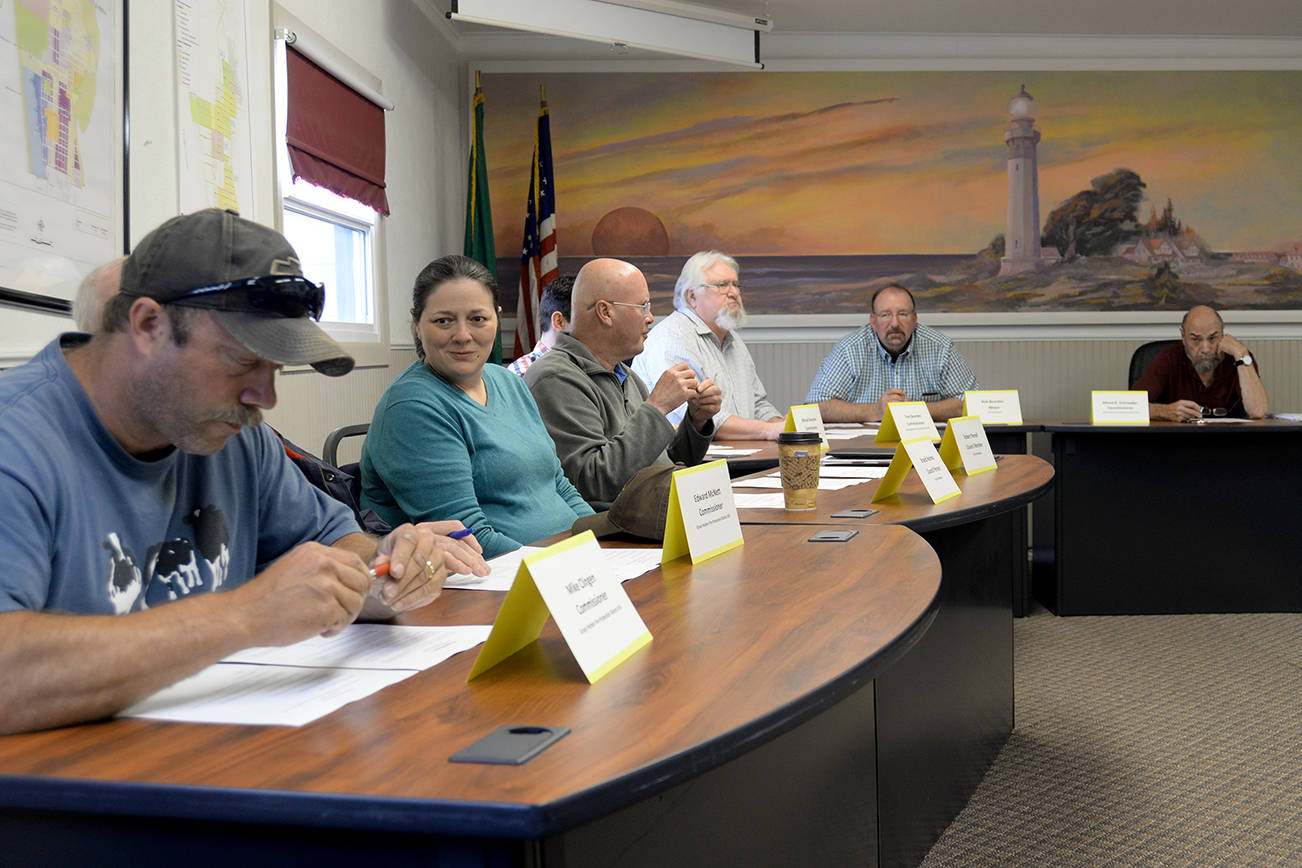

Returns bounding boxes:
[272,34,385,351]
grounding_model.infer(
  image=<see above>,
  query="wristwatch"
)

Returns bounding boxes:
[1235,352,1253,367]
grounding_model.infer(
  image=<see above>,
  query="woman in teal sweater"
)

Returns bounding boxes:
[360,256,592,558]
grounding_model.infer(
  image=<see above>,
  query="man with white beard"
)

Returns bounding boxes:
[1135,304,1268,420]
[632,251,785,440]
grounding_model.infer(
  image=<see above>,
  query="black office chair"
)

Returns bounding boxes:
[323,422,370,469]
[1128,340,1176,388]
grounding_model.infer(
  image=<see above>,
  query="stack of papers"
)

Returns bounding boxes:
[120,624,492,727]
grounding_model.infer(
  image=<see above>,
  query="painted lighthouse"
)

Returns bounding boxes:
[999,85,1044,276]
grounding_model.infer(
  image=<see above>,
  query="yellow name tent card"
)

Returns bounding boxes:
[1091,390,1149,425]
[663,459,744,564]
[783,403,829,449]
[963,390,1023,424]
[874,401,940,446]
[661,458,744,567]
[939,415,998,475]
[872,436,962,504]
[467,531,652,684]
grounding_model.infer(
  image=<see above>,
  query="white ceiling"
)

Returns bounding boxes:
[688,0,1302,37]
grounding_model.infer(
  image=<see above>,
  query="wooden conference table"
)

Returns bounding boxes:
[0,524,944,867]
[732,452,1054,867]
[1042,418,1302,615]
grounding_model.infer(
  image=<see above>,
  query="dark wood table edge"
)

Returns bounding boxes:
[0,557,943,841]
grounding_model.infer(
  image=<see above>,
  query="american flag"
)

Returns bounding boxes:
[516,90,557,358]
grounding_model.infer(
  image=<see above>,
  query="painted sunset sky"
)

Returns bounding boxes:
[480,70,1302,259]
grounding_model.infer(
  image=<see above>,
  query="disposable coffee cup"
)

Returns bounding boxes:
[777,431,821,510]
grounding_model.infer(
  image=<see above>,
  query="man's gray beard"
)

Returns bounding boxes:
[715,304,746,332]
[1192,353,1220,375]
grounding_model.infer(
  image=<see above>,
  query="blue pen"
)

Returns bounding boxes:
[449,528,474,540]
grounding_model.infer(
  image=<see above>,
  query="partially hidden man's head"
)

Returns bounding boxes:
[106,208,353,377]
[1180,305,1225,375]
[539,275,575,340]
[869,285,918,356]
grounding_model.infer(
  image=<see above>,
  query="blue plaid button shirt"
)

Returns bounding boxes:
[805,322,978,404]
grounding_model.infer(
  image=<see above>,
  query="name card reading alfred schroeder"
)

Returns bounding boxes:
[467,531,651,685]
[1091,390,1149,425]
[663,459,743,565]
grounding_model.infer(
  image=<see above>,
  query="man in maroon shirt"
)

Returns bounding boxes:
[1134,305,1268,421]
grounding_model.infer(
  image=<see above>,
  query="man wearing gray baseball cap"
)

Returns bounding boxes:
[0,209,472,734]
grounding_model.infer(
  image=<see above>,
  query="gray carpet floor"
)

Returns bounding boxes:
[920,607,1302,866]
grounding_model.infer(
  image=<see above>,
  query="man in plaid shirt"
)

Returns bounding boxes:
[806,285,978,422]
[509,276,573,376]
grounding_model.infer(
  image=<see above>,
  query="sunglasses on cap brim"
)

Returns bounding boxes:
[167,275,326,321]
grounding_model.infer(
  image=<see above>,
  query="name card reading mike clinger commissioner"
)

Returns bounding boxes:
[663,459,743,565]
[467,531,651,685]
[1091,390,1149,425]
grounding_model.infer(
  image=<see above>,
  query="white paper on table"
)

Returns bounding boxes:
[1271,413,1302,421]
[599,546,664,582]
[821,430,865,440]
[445,546,544,590]
[120,624,492,727]
[823,423,873,430]
[731,475,862,491]
[225,624,493,670]
[1185,418,1251,424]
[814,465,889,478]
[731,492,789,509]
[705,446,760,456]
[121,664,418,727]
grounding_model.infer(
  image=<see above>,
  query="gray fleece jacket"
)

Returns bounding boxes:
[524,333,714,510]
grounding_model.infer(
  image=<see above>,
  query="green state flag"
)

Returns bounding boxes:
[464,71,503,363]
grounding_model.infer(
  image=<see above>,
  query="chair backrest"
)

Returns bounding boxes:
[323,423,370,468]
[1129,340,1177,389]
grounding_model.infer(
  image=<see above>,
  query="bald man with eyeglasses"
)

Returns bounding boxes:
[525,257,720,510]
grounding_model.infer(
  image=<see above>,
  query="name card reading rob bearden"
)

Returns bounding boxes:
[663,459,743,565]
[1091,390,1149,425]
[784,403,829,449]
[467,531,651,685]
[963,390,1023,425]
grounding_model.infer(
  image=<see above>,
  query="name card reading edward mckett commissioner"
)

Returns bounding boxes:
[939,415,998,475]
[467,531,651,685]
[875,401,941,445]
[872,435,962,504]
[663,459,744,564]
[963,390,1023,425]
[1091,390,1149,425]
[784,403,829,449]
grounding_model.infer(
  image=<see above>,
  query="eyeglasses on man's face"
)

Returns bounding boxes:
[588,299,652,316]
[699,280,742,294]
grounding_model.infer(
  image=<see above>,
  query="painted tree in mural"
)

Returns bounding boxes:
[1042,169,1147,261]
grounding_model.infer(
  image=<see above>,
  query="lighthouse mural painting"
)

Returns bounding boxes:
[481,70,1302,316]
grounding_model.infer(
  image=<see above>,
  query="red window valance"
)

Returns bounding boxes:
[285,46,390,216]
